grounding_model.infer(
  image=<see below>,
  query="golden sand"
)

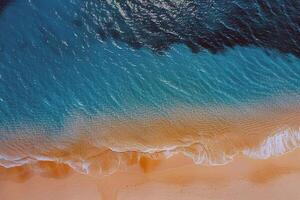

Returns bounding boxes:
[1,149,300,200]
[1,105,300,171]
[1,104,300,199]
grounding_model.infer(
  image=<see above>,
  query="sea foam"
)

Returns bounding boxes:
[1,103,300,179]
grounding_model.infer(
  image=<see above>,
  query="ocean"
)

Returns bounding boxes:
[0,0,300,176]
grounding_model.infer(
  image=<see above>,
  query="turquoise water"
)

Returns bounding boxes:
[0,0,300,131]
[0,1,300,172]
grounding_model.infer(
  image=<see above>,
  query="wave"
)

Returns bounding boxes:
[1,102,300,180]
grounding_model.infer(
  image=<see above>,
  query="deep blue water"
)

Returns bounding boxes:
[0,0,300,131]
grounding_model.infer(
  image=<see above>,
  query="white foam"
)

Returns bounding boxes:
[2,128,300,176]
[243,128,300,159]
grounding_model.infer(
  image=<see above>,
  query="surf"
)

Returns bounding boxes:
[1,99,300,181]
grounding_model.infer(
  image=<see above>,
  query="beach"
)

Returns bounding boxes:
[1,104,300,199]
[1,148,300,200]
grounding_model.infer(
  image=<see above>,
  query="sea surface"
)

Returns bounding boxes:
[0,0,300,176]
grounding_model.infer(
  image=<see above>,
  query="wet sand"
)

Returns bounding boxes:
[1,103,300,199]
[1,148,300,200]
[1,103,300,170]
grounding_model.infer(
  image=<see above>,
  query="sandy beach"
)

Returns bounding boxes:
[1,147,300,200]
[1,105,300,200]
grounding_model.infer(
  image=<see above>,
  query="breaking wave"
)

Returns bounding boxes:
[1,102,300,180]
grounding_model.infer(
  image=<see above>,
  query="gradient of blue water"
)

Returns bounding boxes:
[0,1,300,131]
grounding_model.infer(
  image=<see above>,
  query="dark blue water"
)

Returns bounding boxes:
[0,0,300,131]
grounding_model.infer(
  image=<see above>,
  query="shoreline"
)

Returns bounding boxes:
[1,148,300,200]
[1,104,300,199]
[1,104,300,173]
